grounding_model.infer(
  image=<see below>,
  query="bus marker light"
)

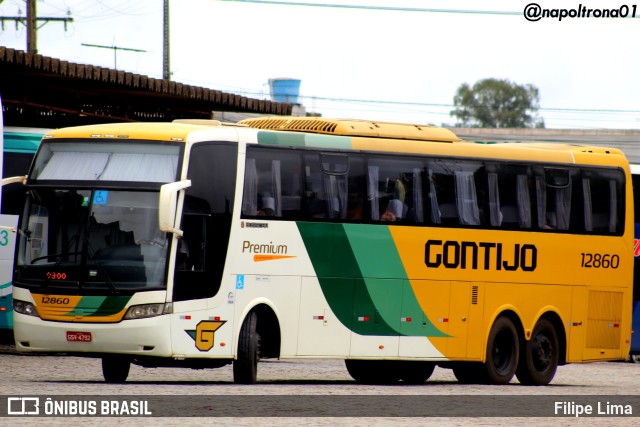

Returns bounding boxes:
[180,315,191,320]
[357,316,370,322]
[401,317,412,322]
[0,307,6,311]
[437,318,449,323]
[220,342,226,347]
[609,323,620,328]
[214,316,221,321]
[313,315,324,320]
[379,345,384,349]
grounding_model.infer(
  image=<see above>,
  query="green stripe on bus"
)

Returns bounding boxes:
[257,131,306,147]
[296,222,397,335]
[66,295,130,317]
[297,222,446,337]
[92,296,132,316]
[257,131,352,150]
[0,281,12,291]
[343,224,446,337]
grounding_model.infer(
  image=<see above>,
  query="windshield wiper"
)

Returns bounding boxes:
[83,237,118,295]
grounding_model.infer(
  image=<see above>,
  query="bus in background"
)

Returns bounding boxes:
[630,164,640,362]
[0,121,45,340]
[3,117,633,385]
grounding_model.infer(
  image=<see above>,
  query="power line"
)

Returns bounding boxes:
[213,0,519,15]
[0,0,74,53]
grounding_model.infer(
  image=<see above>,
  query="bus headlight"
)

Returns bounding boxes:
[123,303,172,320]
[13,300,40,317]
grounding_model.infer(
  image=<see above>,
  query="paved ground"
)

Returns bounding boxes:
[1,344,638,426]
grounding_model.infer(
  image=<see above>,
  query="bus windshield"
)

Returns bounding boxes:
[30,141,180,183]
[15,189,169,293]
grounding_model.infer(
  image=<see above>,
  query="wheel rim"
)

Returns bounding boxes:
[531,332,553,372]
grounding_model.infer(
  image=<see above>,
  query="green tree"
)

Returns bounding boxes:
[450,78,545,128]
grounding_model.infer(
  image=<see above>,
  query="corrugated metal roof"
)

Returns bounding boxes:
[0,47,292,128]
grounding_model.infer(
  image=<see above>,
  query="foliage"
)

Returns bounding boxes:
[450,78,545,128]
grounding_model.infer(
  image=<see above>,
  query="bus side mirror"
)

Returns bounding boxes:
[159,180,191,237]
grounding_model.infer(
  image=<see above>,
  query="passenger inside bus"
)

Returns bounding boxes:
[381,179,407,222]
[257,192,276,217]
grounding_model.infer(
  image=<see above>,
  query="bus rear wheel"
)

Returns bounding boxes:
[516,318,559,386]
[485,316,519,384]
[102,356,130,383]
[233,311,260,384]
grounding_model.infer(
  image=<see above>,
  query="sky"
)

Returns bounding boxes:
[1,0,639,129]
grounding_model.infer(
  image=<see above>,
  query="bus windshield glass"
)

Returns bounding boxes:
[30,141,180,183]
[15,189,169,293]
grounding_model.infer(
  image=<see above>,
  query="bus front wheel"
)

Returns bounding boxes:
[516,318,559,386]
[233,311,260,384]
[102,356,130,383]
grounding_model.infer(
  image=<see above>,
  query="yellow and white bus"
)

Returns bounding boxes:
[3,117,633,385]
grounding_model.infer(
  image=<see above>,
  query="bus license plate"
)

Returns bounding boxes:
[66,331,92,342]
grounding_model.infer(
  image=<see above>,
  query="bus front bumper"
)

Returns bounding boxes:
[13,312,173,357]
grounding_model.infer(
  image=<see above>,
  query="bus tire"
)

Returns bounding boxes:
[397,361,435,384]
[345,360,400,384]
[233,311,260,384]
[452,362,489,384]
[516,318,559,386]
[484,316,519,385]
[102,356,130,384]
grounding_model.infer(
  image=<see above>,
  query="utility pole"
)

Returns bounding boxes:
[26,0,36,53]
[163,0,171,80]
[0,0,74,54]
[81,43,147,70]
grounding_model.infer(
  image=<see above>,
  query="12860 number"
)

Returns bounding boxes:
[580,253,619,269]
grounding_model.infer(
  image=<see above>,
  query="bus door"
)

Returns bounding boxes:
[447,281,484,360]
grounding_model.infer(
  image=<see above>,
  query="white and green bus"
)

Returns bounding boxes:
[3,117,633,385]
[1,95,46,335]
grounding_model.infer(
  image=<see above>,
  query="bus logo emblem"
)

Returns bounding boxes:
[185,320,226,352]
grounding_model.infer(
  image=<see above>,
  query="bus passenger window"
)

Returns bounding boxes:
[454,171,480,226]
[582,169,623,234]
[536,168,572,231]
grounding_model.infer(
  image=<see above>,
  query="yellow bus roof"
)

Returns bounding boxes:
[43,121,218,142]
[39,118,629,168]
